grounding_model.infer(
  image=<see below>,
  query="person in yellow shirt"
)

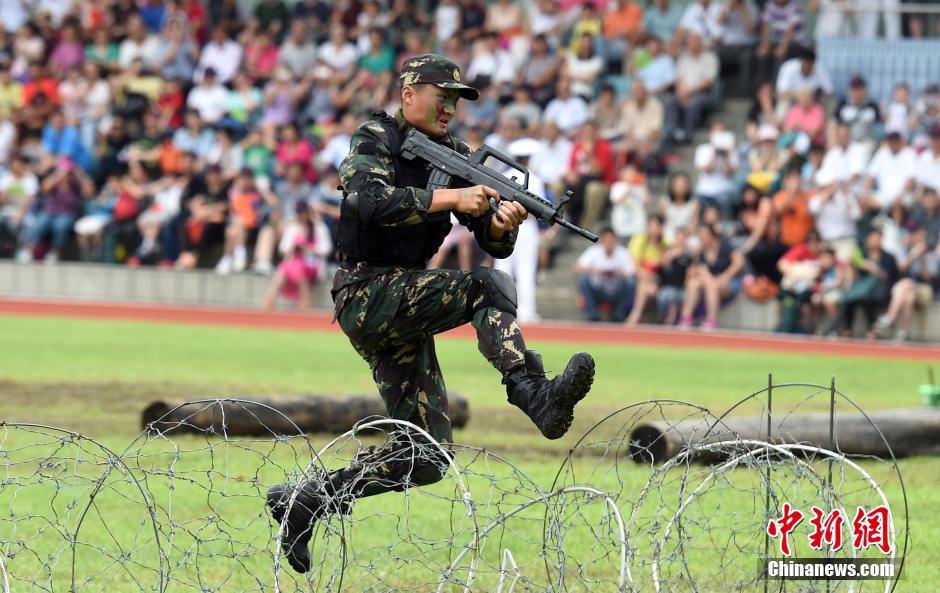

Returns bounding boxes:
[568,3,603,53]
[0,67,22,119]
[628,214,668,273]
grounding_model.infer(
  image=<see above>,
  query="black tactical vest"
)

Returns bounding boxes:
[337,111,456,267]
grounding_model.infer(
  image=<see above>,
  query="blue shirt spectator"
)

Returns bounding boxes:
[643,0,683,44]
[41,111,90,171]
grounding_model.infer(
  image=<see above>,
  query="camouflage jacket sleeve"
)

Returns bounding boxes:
[339,122,433,227]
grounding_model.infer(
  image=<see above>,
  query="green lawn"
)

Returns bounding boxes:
[0,315,934,592]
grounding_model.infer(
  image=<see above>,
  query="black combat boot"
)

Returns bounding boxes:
[266,479,350,573]
[502,350,595,439]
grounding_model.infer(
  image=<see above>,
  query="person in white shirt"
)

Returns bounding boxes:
[542,79,589,136]
[693,122,739,216]
[434,0,461,49]
[0,154,39,258]
[493,138,543,323]
[675,0,725,48]
[318,26,359,77]
[809,167,861,261]
[530,120,573,190]
[916,126,940,195]
[860,132,917,215]
[574,227,636,322]
[195,26,243,84]
[118,15,160,70]
[817,123,867,192]
[279,21,318,78]
[186,69,230,125]
[610,162,650,242]
[665,32,719,144]
[774,47,833,105]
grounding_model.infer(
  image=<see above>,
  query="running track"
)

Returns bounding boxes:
[0,298,937,362]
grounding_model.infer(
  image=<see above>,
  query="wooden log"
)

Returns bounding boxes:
[141,393,470,436]
[628,408,940,464]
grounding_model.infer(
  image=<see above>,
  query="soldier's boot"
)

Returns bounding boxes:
[266,479,351,573]
[502,350,595,440]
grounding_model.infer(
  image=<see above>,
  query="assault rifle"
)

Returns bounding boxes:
[400,130,598,242]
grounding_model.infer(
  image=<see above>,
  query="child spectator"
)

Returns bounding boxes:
[574,226,636,322]
[679,223,745,329]
[775,230,823,333]
[812,245,850,335]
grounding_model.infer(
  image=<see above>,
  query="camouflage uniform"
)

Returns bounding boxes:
[330,55,526,496]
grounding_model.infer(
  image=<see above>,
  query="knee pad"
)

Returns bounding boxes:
[469,268,518,317]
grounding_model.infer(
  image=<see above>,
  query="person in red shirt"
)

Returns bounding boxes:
[563,121,615,232]
[22,62,60,107]
[156,79,185,130]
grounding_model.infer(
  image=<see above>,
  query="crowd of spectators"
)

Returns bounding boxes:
[0,0,937,337]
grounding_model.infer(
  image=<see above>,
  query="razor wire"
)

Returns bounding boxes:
[0,382,909,592]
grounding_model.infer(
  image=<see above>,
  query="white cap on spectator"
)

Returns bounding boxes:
[508,138,541,158]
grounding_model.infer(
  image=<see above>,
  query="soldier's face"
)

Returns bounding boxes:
[405,84,460,138]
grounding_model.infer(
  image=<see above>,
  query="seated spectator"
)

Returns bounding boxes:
[574,226,636,322]
[679,222,745,329]
[658,172,699,243]
[42,109,90,172]
[624,214,670,324]
[715,0,759,93]
[739,179,787,283]
[186,68,229,125]
[195,25,243,84]
[817,123,867,201]
[243,28,280,82]
[49,22,84,77]
[644,0,683,46]
[838,227,898,337]
[602,0,643,70]
[0,154,39,261]
[318,25,359,78]
[543,78,590,137]
[206,127,244,181]
[911,86,940,150]
[357,29,395,76]
[693,122,738,216]
[884,82,912,138]
[620,80,664,161]
[610,160,650,242]
[23,62,60,112]
[747,81,779,131]
[131,172,186,263]
[260,67,307,132]
[782,87,825,148]
[562,121,615,232]
[674,0,724,50]
[177,163,229,269]
[216,168,277,274]
[23,158,95,263]
[225,73,263,131]
[833,75,881,160]
[84,26,119,67]
[860,131,917,225]
[563,33,604,101]
[660,228,694,322]
[809,168,861,262]
[531,120,573,193]
[746,123,783,187]
[73,173,119,262]
[264,201,327,309]
[503,85,543,134]
[521,34,560,106]
[665,32,718,144]
[527,0,562,43]
[274,122,316,182]
[755,0,807,85]
[119,14,160,70]
[874,226,938,341]
[155,18,197,82]
[155,78,184,132]
[774,165,815,247]
[172,111,215,168]
[774,47,832,108]
[316,114,356,172]
[633,35,676,98]
[909,187,940,250]
[915,126,940,197]
[590,84,621,142]
[240,128,275,179]
[810,245,850,335]
[279,21,318,79]
[775,229,823,333]
[254,162,312,274]
[567,3,603,53]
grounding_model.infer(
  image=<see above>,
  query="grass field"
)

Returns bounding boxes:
[0,314,935,592]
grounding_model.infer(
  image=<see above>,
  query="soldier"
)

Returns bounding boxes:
[266,54,596,573]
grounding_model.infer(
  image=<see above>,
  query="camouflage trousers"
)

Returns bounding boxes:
[330,266,527,498]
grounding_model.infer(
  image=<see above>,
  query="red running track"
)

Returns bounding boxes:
[0,298,937,362]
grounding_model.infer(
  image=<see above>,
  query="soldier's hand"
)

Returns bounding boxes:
[453,185,500,217]
[489,200,528,238]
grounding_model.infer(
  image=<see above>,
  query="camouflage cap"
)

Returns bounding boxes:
[399,54,479,101]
